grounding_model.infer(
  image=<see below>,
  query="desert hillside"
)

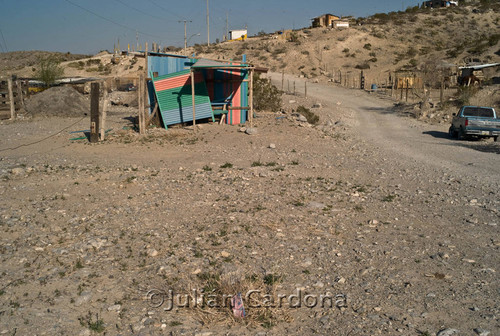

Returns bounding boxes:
[1,1,499,87]
[193,2,500,83]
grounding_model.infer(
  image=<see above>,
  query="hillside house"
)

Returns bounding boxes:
[333,20,350,29]
[312,14,341,28]
[422,0,458,8]
[229,29,247,41]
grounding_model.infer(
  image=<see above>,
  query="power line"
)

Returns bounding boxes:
[63,0,162,39]
[0,27,8,52]
[147,0,185,20]
[113,0,169,22]
[0,116,87,153]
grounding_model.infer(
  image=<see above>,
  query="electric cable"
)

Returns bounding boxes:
[0,116,87,152]
[63,0,162,39]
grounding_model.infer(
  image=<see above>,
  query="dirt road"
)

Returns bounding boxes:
[269,72,500,189]
[0,78,499,335]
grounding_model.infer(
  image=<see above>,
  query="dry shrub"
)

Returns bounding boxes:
[297,106,319,125]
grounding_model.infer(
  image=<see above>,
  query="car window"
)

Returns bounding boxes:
[462,107,494,118]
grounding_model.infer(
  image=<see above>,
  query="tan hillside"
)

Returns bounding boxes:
[192,3,500,84]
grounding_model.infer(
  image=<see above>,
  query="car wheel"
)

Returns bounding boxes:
[448,126,457,138]
[494,136,499,142]
[457,128,466,140]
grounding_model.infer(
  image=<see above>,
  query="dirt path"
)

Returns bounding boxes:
[268,72,500,188]
[0,80,499,335]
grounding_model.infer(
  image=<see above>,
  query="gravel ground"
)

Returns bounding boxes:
[0,80,498,336]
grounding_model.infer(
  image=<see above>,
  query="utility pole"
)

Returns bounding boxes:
[179,20,192,54]
[226,11,229,41]
[206,0,210,45]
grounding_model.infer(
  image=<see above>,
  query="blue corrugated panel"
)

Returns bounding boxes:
[147,55,195,76]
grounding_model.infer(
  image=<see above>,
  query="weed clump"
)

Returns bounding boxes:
[253,73,282,112]
[297,106,319,125]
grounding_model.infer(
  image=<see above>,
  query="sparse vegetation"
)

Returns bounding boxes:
[253,73,282,112]
[297,105,319,125]
[36,56,64,87]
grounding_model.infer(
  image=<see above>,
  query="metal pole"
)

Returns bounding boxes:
[206,0,210,45]
[191,69,197,132]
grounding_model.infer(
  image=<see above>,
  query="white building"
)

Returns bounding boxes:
[229,29,247,40]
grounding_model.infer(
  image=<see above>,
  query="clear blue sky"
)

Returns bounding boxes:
[0,0,422,55]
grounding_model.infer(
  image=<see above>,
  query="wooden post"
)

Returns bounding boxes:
[400,80,403,101]
[100,81,109,140]
[138,74,145,134]
[305,81,307,98]
[90,82,100,143]
[7,78,15,120]
[145,42,149,77]
[294,81,296,95]
[405,79,409,102]
[15,80,25,112]
[191,69,196,132]
[440,77,444,106]
[287,80,290,93]
[281,71,284,91]
[249,67,254,128]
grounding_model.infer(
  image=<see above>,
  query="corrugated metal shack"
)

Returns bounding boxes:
[147,52,253,128]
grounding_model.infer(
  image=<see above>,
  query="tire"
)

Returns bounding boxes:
[457,128,466,140]
[494,136,499,142]
[448,126,457,139]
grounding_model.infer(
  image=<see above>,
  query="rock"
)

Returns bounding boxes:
[312,103,322,108]
[269,143,276,149]
[75,291,92,306]
[195,332,214,336]
[147,249,158,257]
[221,251,230,258]
[437,329,459,336]
[239,127,247,133]
[108,304,121,311]
[143,318,154,326]
[78,330,91,336]
[308,201,326,209]
[11,168,25,176]
[245,127,258,135]
[473,328,490,336]
[289,100,296,104]
[298,115,308,122]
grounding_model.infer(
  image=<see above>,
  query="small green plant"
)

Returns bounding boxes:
[363,43,372,50]
[253,73,282,112]
[251,161,264,167]
[170,321,183,327]
[202,165,212,172]
[382,195,396,202]
[263,273,282,286]
[79,311,105,333]
[36,56,64,87]
[75,259,84,269]
[297,106,319,125]
[220,162,233,169]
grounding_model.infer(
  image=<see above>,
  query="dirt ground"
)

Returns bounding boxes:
[0,78,498,336]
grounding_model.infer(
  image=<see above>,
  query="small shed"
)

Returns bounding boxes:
[229,29,247,41]
[312,14,341,28]
[333,21,350,29]
[147,53,256,128]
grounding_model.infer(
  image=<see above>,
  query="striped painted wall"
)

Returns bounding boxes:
[201,66,249,125]
[151,69,214,127]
